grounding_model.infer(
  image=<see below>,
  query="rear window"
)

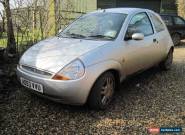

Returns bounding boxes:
[173,16,185,25]
[161,15,173,26]
[150,13,165,32]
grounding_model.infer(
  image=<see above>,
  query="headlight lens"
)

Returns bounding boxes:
[52,59,85,80]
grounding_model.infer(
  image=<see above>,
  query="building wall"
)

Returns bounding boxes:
[97,0,116,9]
[49,0,97,35]
[161,0,177,14]
[97,0,161,12]
[57,0,97,13]
[97,0,177,14]
[49,0,178,36]
[116,0,161,12]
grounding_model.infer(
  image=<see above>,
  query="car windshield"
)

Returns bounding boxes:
[59,12,127,40]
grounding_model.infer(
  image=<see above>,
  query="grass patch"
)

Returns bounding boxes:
[0,31,45,54]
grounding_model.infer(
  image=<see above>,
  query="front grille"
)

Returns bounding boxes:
[21,65,52,77]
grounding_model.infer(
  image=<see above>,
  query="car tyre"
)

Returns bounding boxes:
[159,49,173,70]
[88,72,116,110]
[172,33,181,46]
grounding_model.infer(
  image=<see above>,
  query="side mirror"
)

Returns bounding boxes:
[132,33,144,40]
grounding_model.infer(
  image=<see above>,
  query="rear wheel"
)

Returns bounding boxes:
[172,33,181,46]
[159,49,173,70]
[88,72,116,110]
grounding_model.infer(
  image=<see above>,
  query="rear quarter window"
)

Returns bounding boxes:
[150,13,165,33]
[173,16,185,25]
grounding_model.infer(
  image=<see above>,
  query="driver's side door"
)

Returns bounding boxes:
[123,12,156,75]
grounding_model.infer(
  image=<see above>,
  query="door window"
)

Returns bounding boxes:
[150,13,165,32]
[126,12,154,38]
[174,17,185,25]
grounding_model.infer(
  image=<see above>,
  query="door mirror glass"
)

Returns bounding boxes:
[132,33,144,40]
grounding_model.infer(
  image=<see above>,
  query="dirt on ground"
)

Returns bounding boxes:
[0,42,185,135]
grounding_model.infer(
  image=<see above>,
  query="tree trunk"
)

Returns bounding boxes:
[32,0,38,42]
[2,15,5,32]
[0,12,5,32]
[39,10,44,39]
[3,0,16,54]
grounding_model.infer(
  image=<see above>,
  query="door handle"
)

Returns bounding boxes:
[153,39,158,43]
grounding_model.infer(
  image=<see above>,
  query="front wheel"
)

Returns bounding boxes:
[87,72,116,110]
[159,49,173,70]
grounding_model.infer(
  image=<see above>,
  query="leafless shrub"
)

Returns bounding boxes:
[1,0,86,54]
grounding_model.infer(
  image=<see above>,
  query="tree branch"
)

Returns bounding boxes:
[0,0,5,5]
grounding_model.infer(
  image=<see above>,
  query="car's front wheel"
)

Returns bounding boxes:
[159,49,173,70]
[88,72,116,110]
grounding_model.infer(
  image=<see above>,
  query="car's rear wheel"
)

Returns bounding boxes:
[88,72,116,110]
[159,49,173,70]
[172,33,181,46]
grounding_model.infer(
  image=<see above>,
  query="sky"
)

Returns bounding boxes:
[0,2,3,11]
[0,0,28,11]
[0,0,21,20]
[0,0,30,20]
[0,0,13,11]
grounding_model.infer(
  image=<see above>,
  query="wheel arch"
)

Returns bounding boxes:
[89,68,121,92]
[100,69,121,91]
[86,68,121,106]
[85,61,123,104]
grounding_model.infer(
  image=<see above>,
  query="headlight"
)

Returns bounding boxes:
[52,59,85,80]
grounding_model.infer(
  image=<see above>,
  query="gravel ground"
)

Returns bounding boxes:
[0,43,185,135]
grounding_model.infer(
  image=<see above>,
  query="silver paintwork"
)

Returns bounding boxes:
[132,33,144,40]
[19,37,109,73]
[17,8,174,105]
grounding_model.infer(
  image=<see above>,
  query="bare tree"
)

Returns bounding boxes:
[55,0,76,31]
[0,0,85,54]
[0,0,16,54]
[38,0,49,39]
[32,0,38,42]
[0,12,5,32]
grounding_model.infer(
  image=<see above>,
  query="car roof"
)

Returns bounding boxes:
[92,8,154,14]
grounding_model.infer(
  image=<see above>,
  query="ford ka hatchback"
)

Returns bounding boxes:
[17,8,174,110]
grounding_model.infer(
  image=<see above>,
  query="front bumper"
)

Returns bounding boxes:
[16,66,93,105]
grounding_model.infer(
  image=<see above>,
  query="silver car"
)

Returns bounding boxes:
[17,8,174,110]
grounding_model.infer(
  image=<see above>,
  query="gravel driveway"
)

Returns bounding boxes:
[0,43,185,135]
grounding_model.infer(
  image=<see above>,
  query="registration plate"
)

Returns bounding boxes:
[20,77,43,93]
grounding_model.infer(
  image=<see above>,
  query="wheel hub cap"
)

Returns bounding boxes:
[101,77,114,105]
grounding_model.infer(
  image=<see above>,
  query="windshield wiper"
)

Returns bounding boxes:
[65,33,87,39]
[87,34,114,40]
